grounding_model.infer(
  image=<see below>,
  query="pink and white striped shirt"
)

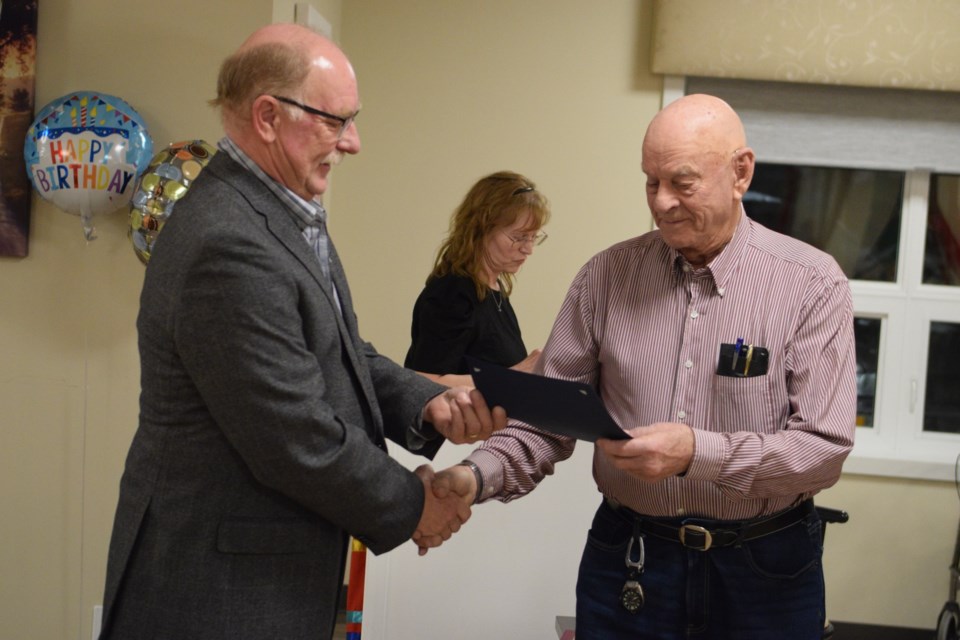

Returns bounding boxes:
[470,212,857,520]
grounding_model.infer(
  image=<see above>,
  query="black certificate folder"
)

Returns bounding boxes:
[465,356,629,442]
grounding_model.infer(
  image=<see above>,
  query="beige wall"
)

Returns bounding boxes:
[818,474,956,627]
[334,0,659,371]
[0,0,955,638]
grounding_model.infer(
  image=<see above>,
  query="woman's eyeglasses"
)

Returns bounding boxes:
[503,230,548,247]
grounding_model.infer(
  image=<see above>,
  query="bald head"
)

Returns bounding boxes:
[644,94,746,160]
[213,24,356,133]
[237,23,352,73]
[641,94,754,268]
[239,23,321,50]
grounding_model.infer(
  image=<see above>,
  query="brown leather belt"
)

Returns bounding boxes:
[606,499,814,551]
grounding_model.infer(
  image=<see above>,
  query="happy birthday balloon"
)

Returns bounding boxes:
[129,139,217,265]
[24,91,153,240]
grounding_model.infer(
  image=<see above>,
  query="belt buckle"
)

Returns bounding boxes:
[679,524,713,551]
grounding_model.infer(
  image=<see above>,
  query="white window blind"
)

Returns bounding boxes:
[686,76,960,174]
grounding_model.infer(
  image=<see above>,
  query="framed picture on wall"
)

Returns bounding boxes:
[0,0,38,258]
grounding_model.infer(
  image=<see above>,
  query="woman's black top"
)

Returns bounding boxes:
[404,273,527,375]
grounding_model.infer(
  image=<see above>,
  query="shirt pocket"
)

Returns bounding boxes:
[710,374,773,434]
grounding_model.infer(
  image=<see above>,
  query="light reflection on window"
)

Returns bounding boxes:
[924,321,960,434]
[854,318,881,428]
[746,164,904,282]
[924,174,960,287]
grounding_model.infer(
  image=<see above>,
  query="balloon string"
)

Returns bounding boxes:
[80,209,97,242]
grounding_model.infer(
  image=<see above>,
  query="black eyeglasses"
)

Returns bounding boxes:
[272,95,358,139]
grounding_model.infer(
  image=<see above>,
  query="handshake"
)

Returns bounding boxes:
[412,385,508,555]
[411,463,478,555]
[413,387,507,555]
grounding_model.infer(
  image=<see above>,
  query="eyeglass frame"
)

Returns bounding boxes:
[502,229,548,248]
[271,95,359,139]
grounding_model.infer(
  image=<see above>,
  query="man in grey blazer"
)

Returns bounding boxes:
[99,23,503,640]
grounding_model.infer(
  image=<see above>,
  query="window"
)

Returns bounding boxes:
[745,164,903,283]
[669,76,960,480]
[746,164,960,474]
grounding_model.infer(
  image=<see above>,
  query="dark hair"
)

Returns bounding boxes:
[429,171,550,299]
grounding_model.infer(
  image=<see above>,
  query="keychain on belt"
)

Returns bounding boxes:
[621,521,645,613]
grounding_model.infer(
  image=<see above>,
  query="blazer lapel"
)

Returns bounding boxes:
[208,155,386,445]
[327,238,386,444]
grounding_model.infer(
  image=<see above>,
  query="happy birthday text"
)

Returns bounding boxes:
[33,137,135,195]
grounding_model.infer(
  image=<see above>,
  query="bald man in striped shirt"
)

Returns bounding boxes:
[437,94,857,639]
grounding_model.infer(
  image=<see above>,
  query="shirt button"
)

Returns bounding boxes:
[684,360,693,368]
[690,310,699,319]
[717,287,725,296]
[677,507,685,516]
[677,410,687,420]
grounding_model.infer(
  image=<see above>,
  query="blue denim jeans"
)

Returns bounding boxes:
[575,500,825,640]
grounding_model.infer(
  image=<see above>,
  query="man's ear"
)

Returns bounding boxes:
[251,95,281,143]
[732,147,755,201]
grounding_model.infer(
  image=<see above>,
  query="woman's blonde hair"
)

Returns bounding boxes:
[429,171,550,300]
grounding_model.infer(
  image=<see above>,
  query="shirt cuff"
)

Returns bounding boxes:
[465,449,504,503]
[406,408,440,451]
[682,429,725,482]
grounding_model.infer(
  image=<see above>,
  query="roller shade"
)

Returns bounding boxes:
[686,76,960,175]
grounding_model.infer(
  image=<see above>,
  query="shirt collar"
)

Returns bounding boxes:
[706,207,751,295]
[670,206,751,298]
[217,136,327,230]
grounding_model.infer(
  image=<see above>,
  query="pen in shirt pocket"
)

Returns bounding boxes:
[743,344,755,376]
[731,337,744,371]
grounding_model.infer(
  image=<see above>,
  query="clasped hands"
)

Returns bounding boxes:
[411,463,478,555]
[413,388,503,554]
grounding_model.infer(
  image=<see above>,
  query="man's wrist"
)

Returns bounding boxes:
[457,460,483,504]
[413,408,441,439]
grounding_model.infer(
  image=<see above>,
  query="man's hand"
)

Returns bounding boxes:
[595,422,695,481]
[412,465,471,556]
[414,464,478,556]
[432,464,477,505]
[423,387,507,444]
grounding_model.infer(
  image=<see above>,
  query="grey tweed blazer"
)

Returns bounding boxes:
[99,152,444,640]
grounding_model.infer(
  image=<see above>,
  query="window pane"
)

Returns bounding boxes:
[854,317,881,428]
[924,321,960,434]
[924,174,960,286]
[745,164,904,282]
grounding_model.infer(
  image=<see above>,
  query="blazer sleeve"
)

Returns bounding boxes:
[361,339,446,459]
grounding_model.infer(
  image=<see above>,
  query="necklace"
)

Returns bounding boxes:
[491,289,503,313]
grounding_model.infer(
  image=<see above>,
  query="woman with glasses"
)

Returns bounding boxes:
[405,171,550,385]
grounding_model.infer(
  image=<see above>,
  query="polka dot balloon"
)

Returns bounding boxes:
[129,140,216,264]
